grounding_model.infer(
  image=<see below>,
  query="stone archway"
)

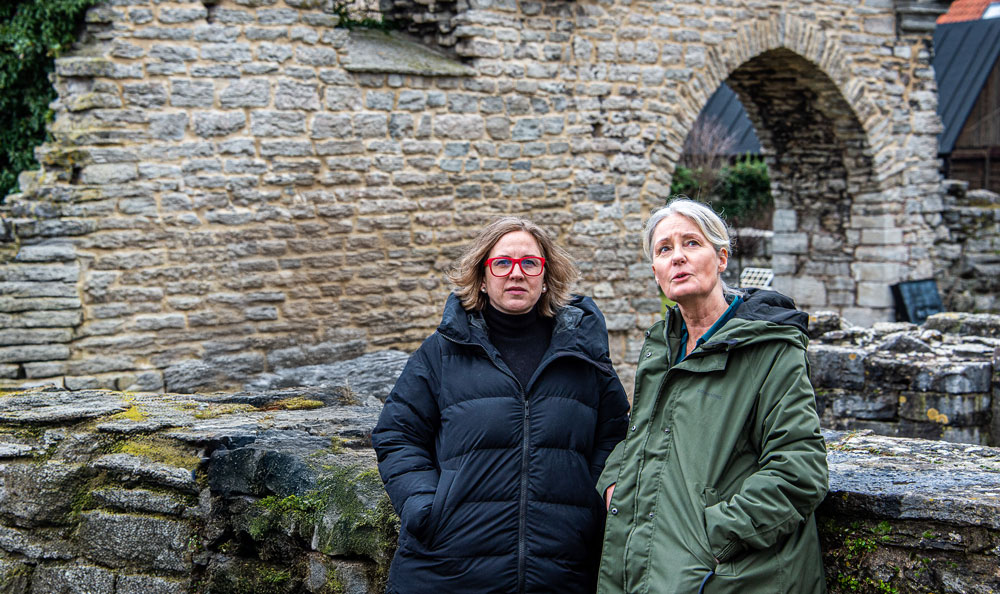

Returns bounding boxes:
[669,14,939,325]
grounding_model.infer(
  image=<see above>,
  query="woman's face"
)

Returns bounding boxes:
[650,214,727,307]
[483,230,545,315]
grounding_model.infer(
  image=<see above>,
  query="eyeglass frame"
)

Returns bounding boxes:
[484,256,547,277]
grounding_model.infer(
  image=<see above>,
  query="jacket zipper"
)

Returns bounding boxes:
[622,337,673,594]
[439,334,602,593]
[517,391,529,594]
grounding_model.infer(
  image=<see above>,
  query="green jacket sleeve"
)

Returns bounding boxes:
[703,343,829,562]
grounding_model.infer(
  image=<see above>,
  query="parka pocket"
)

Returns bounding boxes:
[428,469,456,545]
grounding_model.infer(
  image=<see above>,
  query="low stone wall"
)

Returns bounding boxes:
[809,311,1000,447]
[935,181,1000,313]
[1,351,999,593]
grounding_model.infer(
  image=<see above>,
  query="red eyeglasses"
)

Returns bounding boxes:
[485,256,546,277]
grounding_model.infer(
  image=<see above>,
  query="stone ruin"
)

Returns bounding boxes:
[1,0,981,396]
[0,349,997,593]
[0,312,997,593]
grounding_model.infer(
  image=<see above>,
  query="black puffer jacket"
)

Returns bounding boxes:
[373,293,630,593]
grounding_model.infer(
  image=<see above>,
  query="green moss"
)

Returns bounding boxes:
[113,436,201,471]
[248,493,324,540]
[269,397,324,411]
[203,560,297,594]
[194,403,259,419]
[243,466,397,591]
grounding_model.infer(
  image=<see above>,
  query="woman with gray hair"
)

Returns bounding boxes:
[374,216,630,593]
[597,198,828,593]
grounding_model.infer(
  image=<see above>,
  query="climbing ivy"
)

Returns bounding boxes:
[0,0,95,201]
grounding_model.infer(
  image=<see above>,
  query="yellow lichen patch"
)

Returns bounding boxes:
[899,395,907,404]
[193,403,259,419]
[926,408,950,424]
[115,437,201,470]
[110,405,149,422]
[848,353,857,360]
[269,397,325,411]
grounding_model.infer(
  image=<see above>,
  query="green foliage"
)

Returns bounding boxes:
[670,155,773,228]
[668,165,703,200]
[331,1,400,31]
[714,154,773,228]
[0,0,96,199]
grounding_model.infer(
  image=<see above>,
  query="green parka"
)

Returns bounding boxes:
[597,289,828,594]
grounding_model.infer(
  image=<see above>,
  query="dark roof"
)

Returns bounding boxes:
[701,83,761,156]
[934,19,1000,153]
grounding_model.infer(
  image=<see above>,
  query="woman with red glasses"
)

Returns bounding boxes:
[373,217,630,593]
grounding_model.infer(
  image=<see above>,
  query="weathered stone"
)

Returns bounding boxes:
[0,463,89,527]
[90,488,188,516]
[192,112,247,137]
[341,31,476,76]
[219,79,271,107]
[92,453,199,493]
[808,345,867,391]
[29,564,115,594]
[77,510,191,572]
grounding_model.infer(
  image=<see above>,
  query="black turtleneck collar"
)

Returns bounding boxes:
[482,300,553,389]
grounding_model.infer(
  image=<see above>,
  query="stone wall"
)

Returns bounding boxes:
[0,0,957,395]
[1,353,998,593]
[809,311,1000,447]
[935,181,1000,314]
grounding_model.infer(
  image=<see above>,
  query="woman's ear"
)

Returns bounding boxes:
[718,248,728,272]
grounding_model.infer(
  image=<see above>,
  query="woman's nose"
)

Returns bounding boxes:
[509,262,526,277]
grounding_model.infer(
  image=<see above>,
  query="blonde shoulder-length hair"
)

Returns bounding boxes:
[449,217,578,317]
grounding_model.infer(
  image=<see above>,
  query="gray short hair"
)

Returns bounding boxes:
[642,198,742,297]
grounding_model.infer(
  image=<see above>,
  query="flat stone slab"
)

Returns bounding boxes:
[0,389,128,424]
[340,30,476,76]
[824,429,1000,529]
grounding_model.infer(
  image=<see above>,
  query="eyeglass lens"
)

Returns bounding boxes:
[489,257,543,276]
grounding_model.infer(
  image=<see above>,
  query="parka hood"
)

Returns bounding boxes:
[664,288,810,355]
[732,288,809,334]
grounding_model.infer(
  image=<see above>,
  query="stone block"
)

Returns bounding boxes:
[170,80,214,107]
[857,281,894,308]
[29,564,115,594]
[80,164,138,185]
[898,391,991,427]
[0,462,88,527]
[808,345,867,390]
[192,111,247,137]
[0,345,70,364]
[251,111,306,136]
[433,115,485,139]
[64,376,117,390]
[123,83,168,108]
[0,328,72,346]
[219,79,270,107]
[275,80,320,110]
[78,510,192,573]
[116,575,189,594]
[14,244,75,263]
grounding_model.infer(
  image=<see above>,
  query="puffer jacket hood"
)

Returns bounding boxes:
[437,292,618,378]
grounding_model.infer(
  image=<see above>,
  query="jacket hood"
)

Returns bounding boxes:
[733,288,809,334]
[437,292,613,371]
[664,288,809,354]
